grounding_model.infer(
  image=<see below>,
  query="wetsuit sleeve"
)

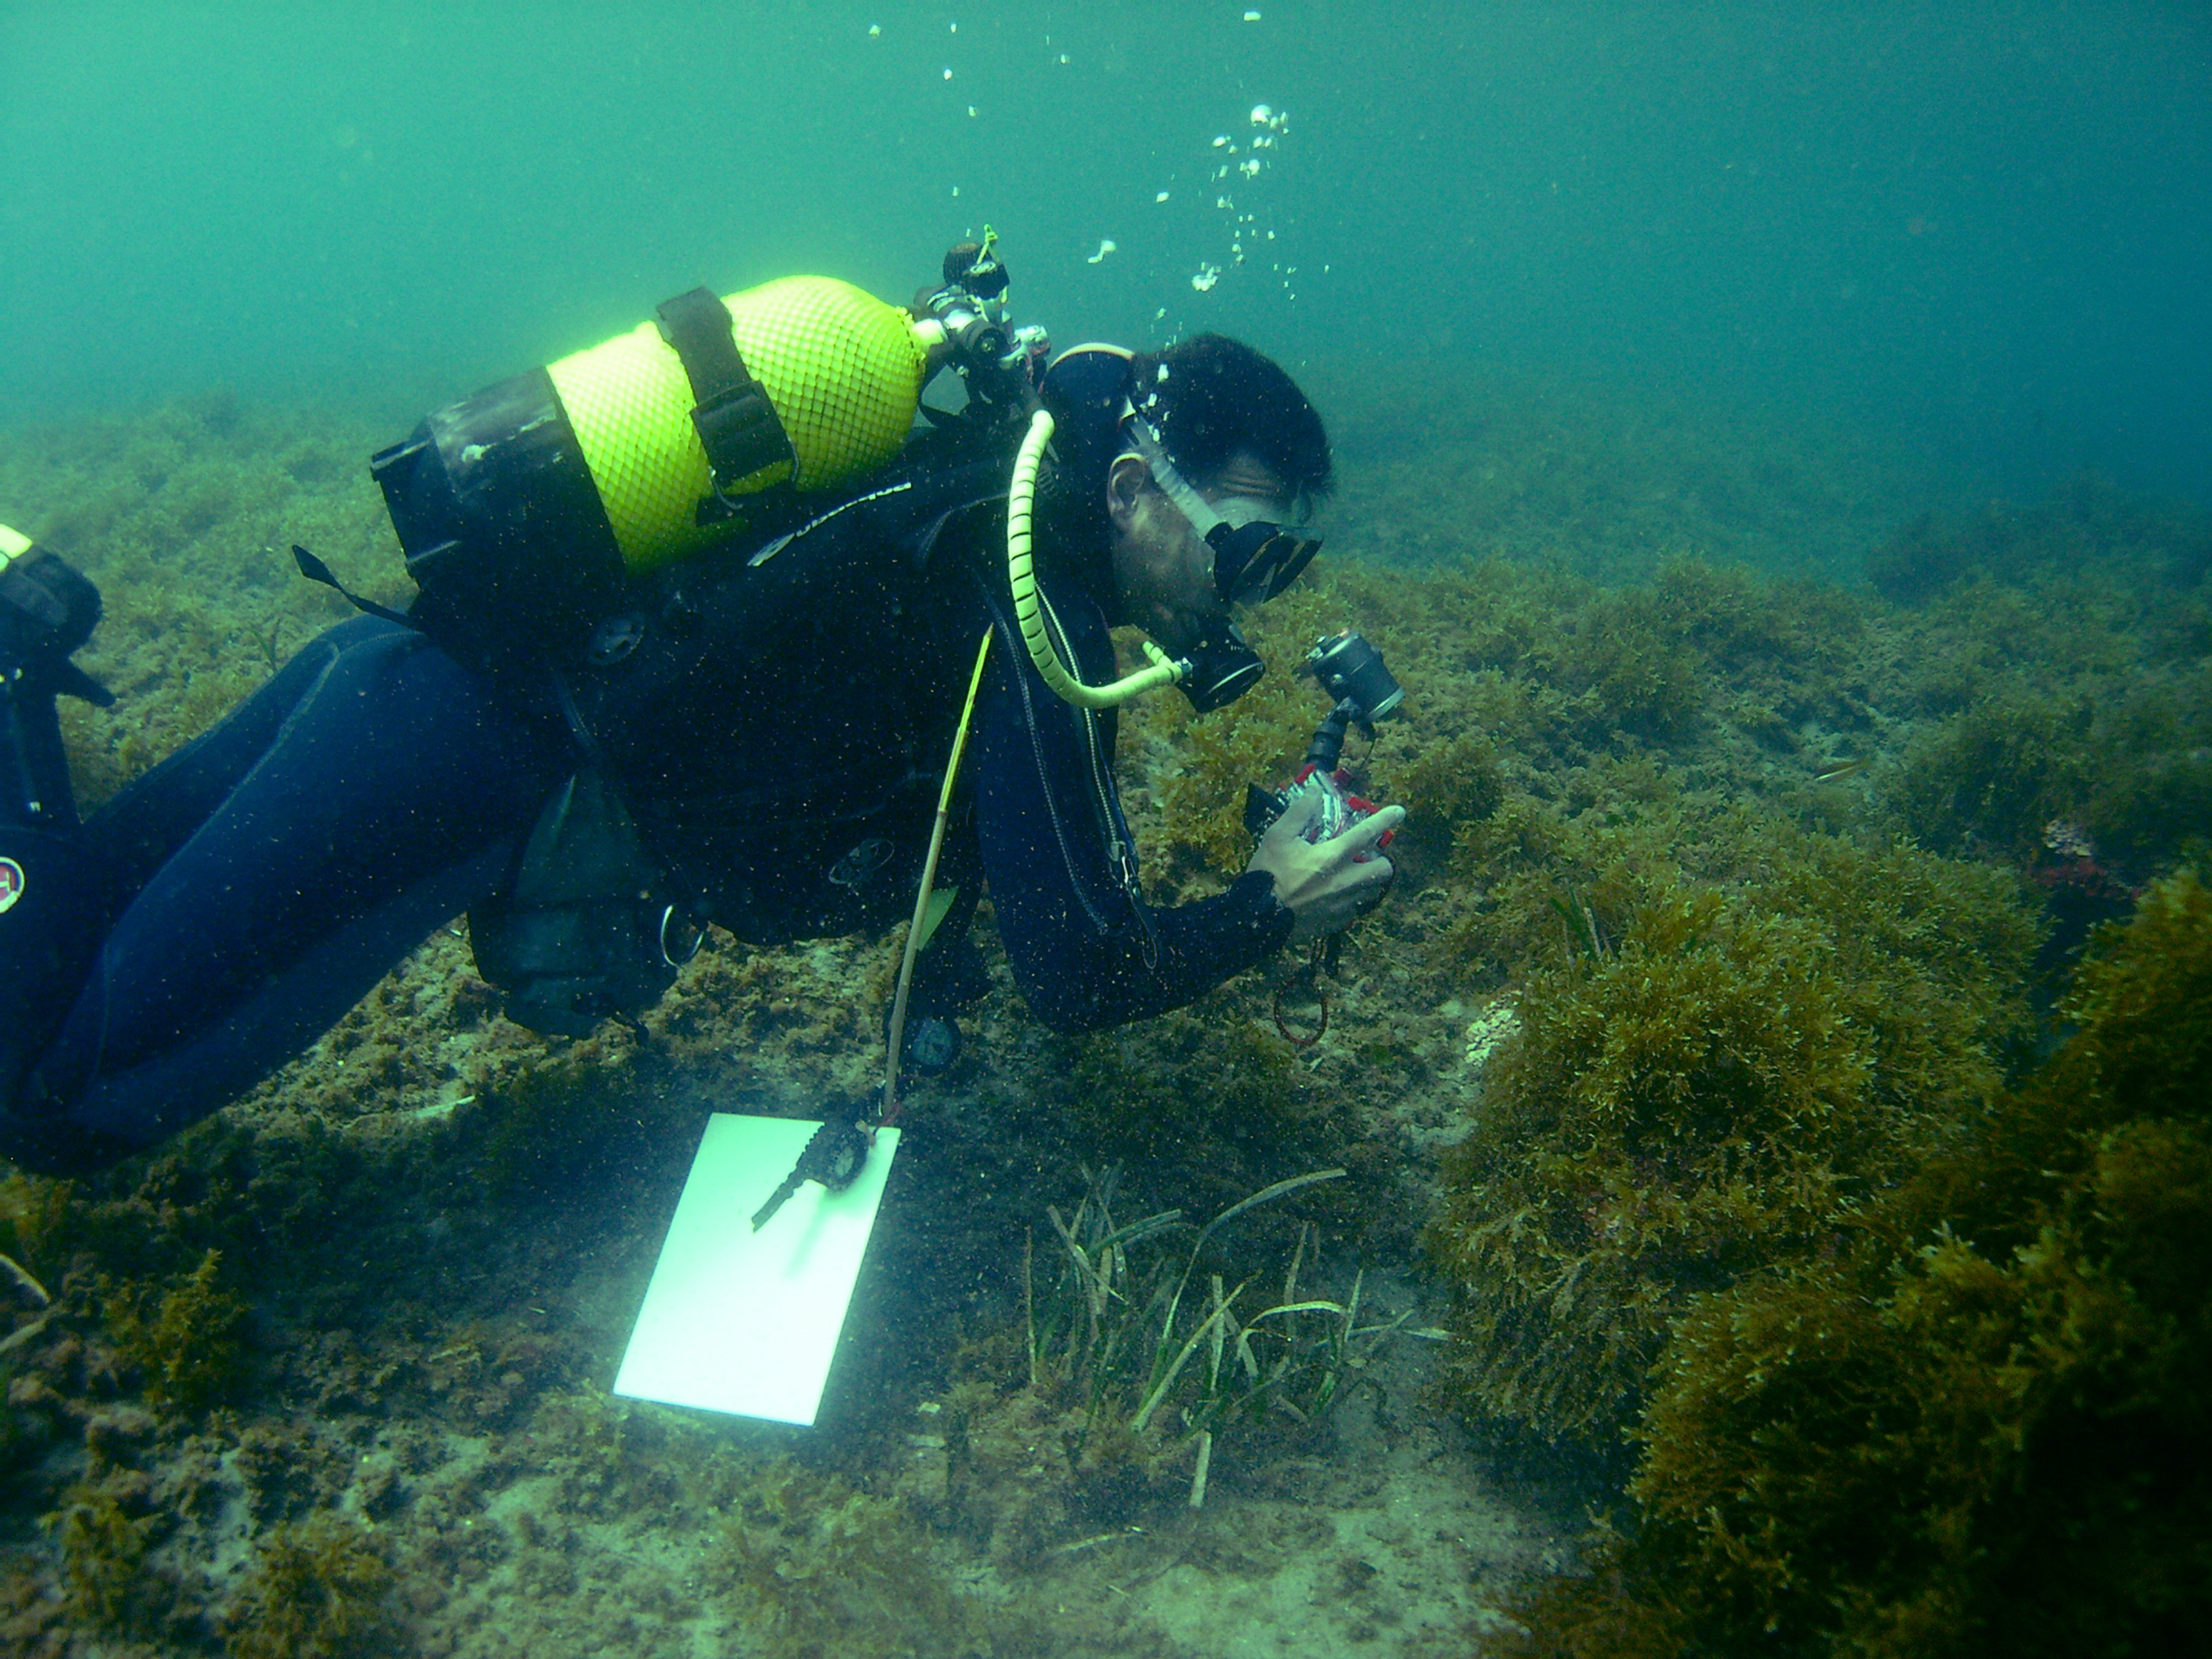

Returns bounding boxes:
[972,617,1294,1033]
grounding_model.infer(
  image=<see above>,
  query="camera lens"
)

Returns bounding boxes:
[1306,630,1403,720]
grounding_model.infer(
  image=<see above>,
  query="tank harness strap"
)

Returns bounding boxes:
[653,287,798,522]
[289,545,417,632]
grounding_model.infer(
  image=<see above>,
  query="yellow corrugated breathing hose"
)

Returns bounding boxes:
[1006,409,1187,709]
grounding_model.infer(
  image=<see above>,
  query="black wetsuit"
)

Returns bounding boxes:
[0,422,1292,1172]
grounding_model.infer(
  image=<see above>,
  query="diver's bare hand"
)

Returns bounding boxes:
[1248,794,1406,947]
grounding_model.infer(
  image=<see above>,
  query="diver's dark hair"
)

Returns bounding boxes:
[1129,333,1333,503]
[1028,335,1332,605]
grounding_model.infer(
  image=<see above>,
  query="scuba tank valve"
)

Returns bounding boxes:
[913,227,1050,415]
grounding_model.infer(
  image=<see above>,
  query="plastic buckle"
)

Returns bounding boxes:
[654,287,797,521]
[690,380,794,503]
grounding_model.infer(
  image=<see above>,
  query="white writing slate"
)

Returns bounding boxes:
[613,1113,899,1426]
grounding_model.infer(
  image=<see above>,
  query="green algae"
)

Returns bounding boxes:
[3,377,2209,1656]
[1892,668,2212,869]
[101,1248,251,1412]
[1425,817,2041,1443]
[1502,868,2212,1658]
[224,1511,402,1659]
[720,1465,1004,1658]
[1868,468,2212,603]
[49,1477,180,1635]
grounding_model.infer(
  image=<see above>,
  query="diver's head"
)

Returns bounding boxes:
[1104,334,1331,673]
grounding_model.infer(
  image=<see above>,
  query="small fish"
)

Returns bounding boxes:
[1814,757,1871,783]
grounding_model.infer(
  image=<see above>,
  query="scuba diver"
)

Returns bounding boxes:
[0,236,1403,1176]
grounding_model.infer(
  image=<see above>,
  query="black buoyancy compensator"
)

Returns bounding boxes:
[467,768,704,1038]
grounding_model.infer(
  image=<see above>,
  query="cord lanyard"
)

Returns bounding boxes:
[879,629,996,1129]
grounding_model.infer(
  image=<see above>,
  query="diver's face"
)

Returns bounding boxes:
[1106,447,1295,655]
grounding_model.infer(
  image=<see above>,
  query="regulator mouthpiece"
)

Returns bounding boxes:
[1181,619,1266,712]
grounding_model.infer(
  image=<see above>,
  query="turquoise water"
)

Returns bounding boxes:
[4,1,2207,498]
[3,7,2209,1656]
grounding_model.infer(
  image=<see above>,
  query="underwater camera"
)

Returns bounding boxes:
[1242,629,1404,847]
[1247,630,1404,1033]
[1306,628,1404,724]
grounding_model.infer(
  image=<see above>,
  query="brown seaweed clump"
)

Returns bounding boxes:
[100,1248,251,1412]
[1425,821,2039,1444]
[1506,867,2212,1658]
[224,1510,403,1659]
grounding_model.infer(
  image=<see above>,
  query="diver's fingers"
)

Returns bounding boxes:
[1322,804,1405,867]
[1258,785,1328,853]
[1332,846,1397,928]
[1336,861,1393,914]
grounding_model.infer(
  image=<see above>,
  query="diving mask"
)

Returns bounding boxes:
[1124,417,1322,605]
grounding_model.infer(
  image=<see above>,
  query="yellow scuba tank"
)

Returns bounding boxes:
[371,275,933,677]
[550,276,930,573]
